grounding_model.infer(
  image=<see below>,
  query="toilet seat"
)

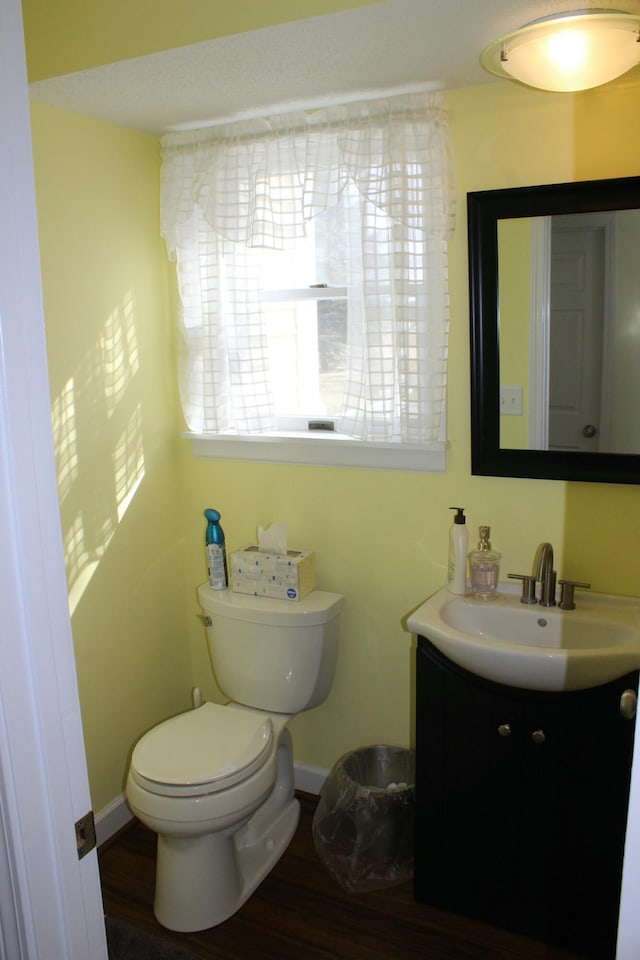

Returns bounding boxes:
[130,702,273,798]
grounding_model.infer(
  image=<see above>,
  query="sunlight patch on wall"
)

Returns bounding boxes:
[51,376,78,502]
[102,290,140,418]
[51,289,146,616]
[114,404,145,523]
[65,512,105,616]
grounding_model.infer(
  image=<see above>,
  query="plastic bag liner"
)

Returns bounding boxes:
[312,744,415,892]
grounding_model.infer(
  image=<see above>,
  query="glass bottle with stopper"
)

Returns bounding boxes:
[468,525,501,601]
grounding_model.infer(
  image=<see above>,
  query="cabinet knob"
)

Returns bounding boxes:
[531,729,546,744]
[620,690,637,720]
[498,723,511,737]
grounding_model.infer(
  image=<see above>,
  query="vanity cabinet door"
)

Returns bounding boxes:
[520,678,637,959]
[415,637,525,929]
[415,636,637,960]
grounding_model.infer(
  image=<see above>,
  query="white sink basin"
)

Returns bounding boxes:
[407,582,640,691]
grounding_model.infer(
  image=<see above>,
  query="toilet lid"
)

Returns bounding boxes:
[131,702,273,797]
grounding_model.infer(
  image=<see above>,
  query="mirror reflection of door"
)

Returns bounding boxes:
[548,214,614,451]
[499,205,640,457]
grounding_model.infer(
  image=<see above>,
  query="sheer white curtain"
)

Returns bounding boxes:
[160,92,456,442]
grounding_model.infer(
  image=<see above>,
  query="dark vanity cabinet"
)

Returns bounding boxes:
[415,637,638,960]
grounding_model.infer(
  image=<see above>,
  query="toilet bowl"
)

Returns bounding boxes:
[127,701,298,931]
[125,585,343,932]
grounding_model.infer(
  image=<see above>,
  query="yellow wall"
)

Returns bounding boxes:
[31,102,191,811]
[497,217,532,448]
[29,38,640,805]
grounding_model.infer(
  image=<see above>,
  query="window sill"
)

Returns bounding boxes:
[186,432,446,472]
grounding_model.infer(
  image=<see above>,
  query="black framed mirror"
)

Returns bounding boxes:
[468,175,640,484]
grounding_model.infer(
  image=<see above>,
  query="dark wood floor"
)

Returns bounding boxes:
[98,793,586,960]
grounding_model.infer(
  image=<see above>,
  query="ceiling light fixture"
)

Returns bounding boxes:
[481,9,640,92]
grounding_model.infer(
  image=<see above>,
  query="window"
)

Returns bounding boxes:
[250,196,350,427]
[161,93,456,470]
[262,289,348,429]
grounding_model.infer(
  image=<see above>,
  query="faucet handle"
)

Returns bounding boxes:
[508,573,538,604]
[558,579,591,611]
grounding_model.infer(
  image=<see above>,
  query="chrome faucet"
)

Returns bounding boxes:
[533,542,556,607]
[509,543,591,608]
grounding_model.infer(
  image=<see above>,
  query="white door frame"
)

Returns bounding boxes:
[0,0,107,957]
[528,216,551,449]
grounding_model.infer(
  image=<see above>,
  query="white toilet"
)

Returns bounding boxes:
[126,583,344,932]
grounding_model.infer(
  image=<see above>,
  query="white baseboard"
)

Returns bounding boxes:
[293,761,328,796]
[95,761,328,847]
[95,793,135,848]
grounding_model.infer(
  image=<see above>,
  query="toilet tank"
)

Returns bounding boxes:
[197,585,344,714]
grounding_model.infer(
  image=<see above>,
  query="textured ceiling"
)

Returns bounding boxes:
[28,0,640,134]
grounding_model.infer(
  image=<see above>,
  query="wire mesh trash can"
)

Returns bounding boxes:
[312,744,415,892]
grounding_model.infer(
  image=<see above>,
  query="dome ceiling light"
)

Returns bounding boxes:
[481,9,640,92]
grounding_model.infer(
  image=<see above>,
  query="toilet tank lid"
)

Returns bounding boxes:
[197,585,344,626]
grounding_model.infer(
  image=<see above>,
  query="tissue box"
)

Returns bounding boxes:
[230,545,317,601]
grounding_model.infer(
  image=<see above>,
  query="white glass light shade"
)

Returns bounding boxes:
[481,12,640,92]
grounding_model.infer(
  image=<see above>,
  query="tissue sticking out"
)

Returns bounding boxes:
[258,522,288,555]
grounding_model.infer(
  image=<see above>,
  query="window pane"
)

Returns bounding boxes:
[317,298,347,415]
[314,199,352,288]
[257,192,355,422]
[258,190,357,291]
[264,297,346,417]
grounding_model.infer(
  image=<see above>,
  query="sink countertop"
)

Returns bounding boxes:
[407,582,640,692]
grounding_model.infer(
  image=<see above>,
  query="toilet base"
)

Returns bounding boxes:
[154,795,300,931]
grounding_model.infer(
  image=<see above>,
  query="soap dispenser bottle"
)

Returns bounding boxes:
[448,507,468,595]
[204,508,228,590]
[468,525,501,601]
